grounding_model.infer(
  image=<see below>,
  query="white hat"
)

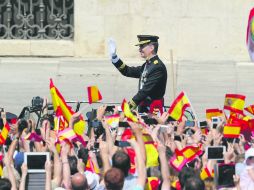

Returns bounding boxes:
[245,148,254,163]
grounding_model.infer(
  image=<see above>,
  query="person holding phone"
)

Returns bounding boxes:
[240,148,254,190]
[108,35,167,114]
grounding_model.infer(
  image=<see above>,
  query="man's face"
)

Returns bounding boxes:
[139,43,154,59]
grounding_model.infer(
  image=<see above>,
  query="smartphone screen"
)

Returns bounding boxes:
[105,106,114,112]
[199,121,207,127]
[118,122,130,128]
[217,164,235,188]
[207,146,224,160]
[174,135,181,142]
[115,141,131,147]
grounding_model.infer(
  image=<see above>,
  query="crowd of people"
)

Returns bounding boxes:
[1,98,254,190]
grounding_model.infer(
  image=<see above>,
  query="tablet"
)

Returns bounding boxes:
[24,152,50,173]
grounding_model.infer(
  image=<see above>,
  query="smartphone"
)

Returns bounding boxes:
[199,121,207,127]
[184,128,195,136]
[105,106,115,112]
[142,116,158,125]
[115,140,131,147]
[174,135,181,142]
[185,120,195,127]
[212,117,220,129]
[118,121,130,128]
[207,146,225,160]
[216,163,235,188]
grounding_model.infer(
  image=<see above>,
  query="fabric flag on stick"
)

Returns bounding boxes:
[224,94,245,114]
[87,86,102,104]
[50,79,86,135]
[105,114,120,129]
[58,127,77,142]
[223,124,241,138]
[168,91,191,121]
[246,7,254,61]
[245,104,254,115]
[206,108,223,120]
[121,99,138,122]
[85,157,100,174]
[145,177,160,190]
[176,144,203,163]
[200,167,212,180]
[171,180,181,190]
[0,122,10,145]
[170,154,187,172]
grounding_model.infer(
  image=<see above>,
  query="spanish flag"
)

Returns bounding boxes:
[168,91,191,121]
[85,157,100,174]
[200,167,212,180]
[171,180,181,190]
[224,94,245,114]
[0,122,10,145]
[206,109,223,120]
[170,154,187,172]
[121,99,138,122]
[87,86,102,104]
[145,177,160,190]
[223,123,241,138]
[50,79,86,135]
[58,127,77,142]
[177,144,203,162]
[246,7,254,61]
[245,104,254,115]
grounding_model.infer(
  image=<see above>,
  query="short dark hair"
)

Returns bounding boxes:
[112,151,130,177]
[68,155,78,175]
[183,176,205,190]
[104,168,124,190]
[178,167,196,189]
[0,178,12,190]
[150,42,159,54]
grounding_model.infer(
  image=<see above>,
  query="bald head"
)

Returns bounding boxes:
[71,172,88,190]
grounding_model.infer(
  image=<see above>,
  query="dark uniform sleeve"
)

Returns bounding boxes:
[130,67,164,108]
[112,58,142,78]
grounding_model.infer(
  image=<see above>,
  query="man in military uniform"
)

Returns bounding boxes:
[108,35,167,114]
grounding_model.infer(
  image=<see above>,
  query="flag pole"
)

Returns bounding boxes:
[184,92,200,127]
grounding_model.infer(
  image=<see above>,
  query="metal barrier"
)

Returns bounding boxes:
[0,0,74,39]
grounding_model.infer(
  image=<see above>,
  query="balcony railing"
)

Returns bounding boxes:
[0,0,74,39]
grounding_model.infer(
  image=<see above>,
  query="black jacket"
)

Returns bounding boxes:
[112,55,167,108]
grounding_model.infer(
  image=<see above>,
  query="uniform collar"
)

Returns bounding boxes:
[146,55,158,64]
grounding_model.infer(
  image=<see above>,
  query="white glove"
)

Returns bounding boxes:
[108,38,117,58]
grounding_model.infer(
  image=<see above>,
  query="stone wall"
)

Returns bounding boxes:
[0,0,253,62]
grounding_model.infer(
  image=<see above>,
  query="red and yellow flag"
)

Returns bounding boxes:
[224,94,245,114]
[170,154,187,172]
[0,122,10,145]
[168,91,191,121]
[58,127,77,142]
[171,180,181,190]
[245,104,254,115]
[145,177,160,190]
[200,167,213,180]
[50,79,86,135]
[85,157,100,174]
[87,86,102,104]
[121,99,138,122]
[176,144,203,162]
[223,123,241,138]
[206,108,223,120]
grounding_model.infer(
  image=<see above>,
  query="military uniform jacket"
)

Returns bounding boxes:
[113,55,167,107]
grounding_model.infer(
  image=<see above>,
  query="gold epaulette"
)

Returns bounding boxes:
[153,60,158,64]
